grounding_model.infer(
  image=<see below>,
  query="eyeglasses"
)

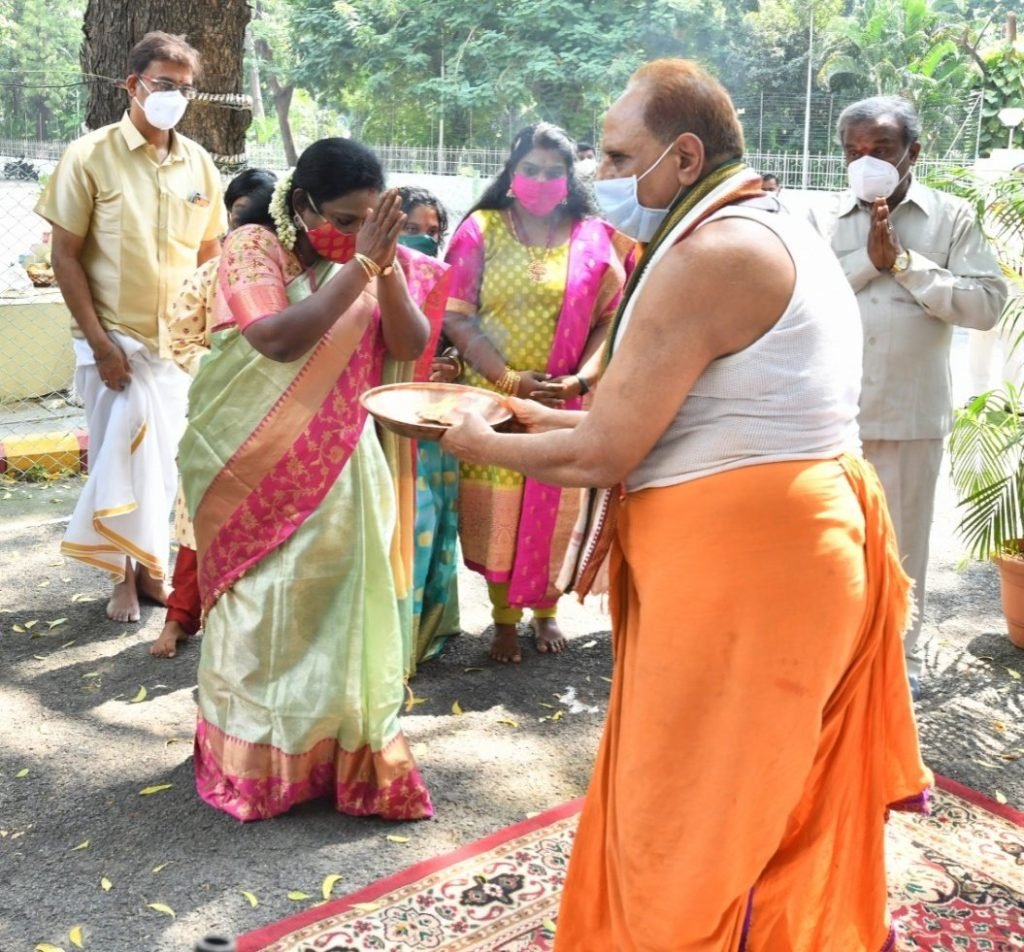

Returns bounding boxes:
[137,75,198,101]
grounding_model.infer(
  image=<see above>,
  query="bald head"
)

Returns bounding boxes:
[627,59,744,164]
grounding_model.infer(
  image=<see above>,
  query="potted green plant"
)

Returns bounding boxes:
[949,385,1024,647]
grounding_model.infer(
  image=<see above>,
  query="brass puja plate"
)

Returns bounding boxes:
[360,382,513,441]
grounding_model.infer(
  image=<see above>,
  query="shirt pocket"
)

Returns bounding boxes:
[167,193,211,253]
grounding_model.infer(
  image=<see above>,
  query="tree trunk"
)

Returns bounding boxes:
[244,25,265,122]
[254,37,297,166]
[269,80,297,166]
[81,0,251,165]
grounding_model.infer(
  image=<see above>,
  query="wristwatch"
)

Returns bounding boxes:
[890,250,911,274]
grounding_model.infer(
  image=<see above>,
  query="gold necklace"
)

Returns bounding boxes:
[507,208,558,283]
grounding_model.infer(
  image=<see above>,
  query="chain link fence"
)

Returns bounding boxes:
[0,139,981,482]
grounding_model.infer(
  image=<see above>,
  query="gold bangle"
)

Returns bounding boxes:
[352,257,374,281]
[353,252,382,278]
[496,368,520,396]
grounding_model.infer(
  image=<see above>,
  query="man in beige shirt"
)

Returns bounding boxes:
[810,95,1007,696]
[35,31,225,624]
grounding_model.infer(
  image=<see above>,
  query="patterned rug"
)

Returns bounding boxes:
[238,777,1023,952]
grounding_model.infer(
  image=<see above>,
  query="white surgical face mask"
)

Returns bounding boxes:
[576,157,597,177]
[593,141,678,241]
[136,78,189,131]
[846,146,910,203]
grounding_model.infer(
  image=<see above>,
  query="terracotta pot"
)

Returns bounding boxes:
[994,552,1024,648]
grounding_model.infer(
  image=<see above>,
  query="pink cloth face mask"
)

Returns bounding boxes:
[511,173,568,217]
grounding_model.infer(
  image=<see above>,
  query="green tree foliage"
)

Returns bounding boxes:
[816,0,978,153]
[281,0,740,149]
[978,42,1024,157]
[0,0,86,139]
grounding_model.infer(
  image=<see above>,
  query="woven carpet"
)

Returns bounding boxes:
[238,776,1024,952]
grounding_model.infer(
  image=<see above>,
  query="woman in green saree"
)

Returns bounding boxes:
[180,138,444,821]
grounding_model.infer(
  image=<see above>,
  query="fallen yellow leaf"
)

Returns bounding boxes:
[100,877,112,892]
[287,891,311,901]
[60,640,76,649]
[24,620,38,629]
[539,702,555,709]
[463,666,484,672]
[550,710,564,721]
[71,839,89,851]
[452,700,463,715]
[146,902,175,918]
[241,890,259,908]
[403,688,428,713]
[152,863,169,873]
[47,618,67,629]
[16,768,28,778]
[37,580,50,588]
[321,873,343,900]
[498,719,519,728]
[69,925,84,948]
[581,640,597,648]
[33,655,47,661]
[129,686,148,704]
[386,834,410,843]
[600,676,612,683]
[139,784,173,796]
[12,624,24,632]
[1008,667,1022,680]
[995,790,1008,804]
[34,945,64,952]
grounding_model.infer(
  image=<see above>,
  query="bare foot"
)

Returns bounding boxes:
[107,569,140,623]
[489,623,522,663]
[136,564,171,606]
[150,620,192,658]
[532,617,567,655]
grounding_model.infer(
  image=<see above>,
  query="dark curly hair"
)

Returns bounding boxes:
[396,185,450,242]
[465,122,595,223]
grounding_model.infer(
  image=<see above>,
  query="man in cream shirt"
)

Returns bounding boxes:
[810,95,1007,697]
[36,31,225,624]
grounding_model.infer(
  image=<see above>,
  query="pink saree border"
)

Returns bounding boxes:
[194,717,433,824]
[506,219,624,606]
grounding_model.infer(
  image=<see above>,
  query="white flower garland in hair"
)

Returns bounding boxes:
[269,170,298,250]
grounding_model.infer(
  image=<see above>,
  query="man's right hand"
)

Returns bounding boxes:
[94,340,132,391]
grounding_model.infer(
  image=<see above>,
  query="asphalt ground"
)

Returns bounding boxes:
[0,453,1022,952]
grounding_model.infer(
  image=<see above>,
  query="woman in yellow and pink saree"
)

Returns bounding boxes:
[180,139,444,822]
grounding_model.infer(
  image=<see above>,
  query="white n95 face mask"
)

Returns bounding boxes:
[847,147,910,203]
[136,79,189,131]
[593,141,678,242]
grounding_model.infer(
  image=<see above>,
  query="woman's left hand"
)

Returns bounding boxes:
[441,410,495,463]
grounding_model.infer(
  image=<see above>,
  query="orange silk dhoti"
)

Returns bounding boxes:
[555,454,931,951]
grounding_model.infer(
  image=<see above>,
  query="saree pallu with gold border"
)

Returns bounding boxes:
[180,228,439,822]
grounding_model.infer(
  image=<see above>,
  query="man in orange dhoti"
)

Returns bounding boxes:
[443,58,932,950]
